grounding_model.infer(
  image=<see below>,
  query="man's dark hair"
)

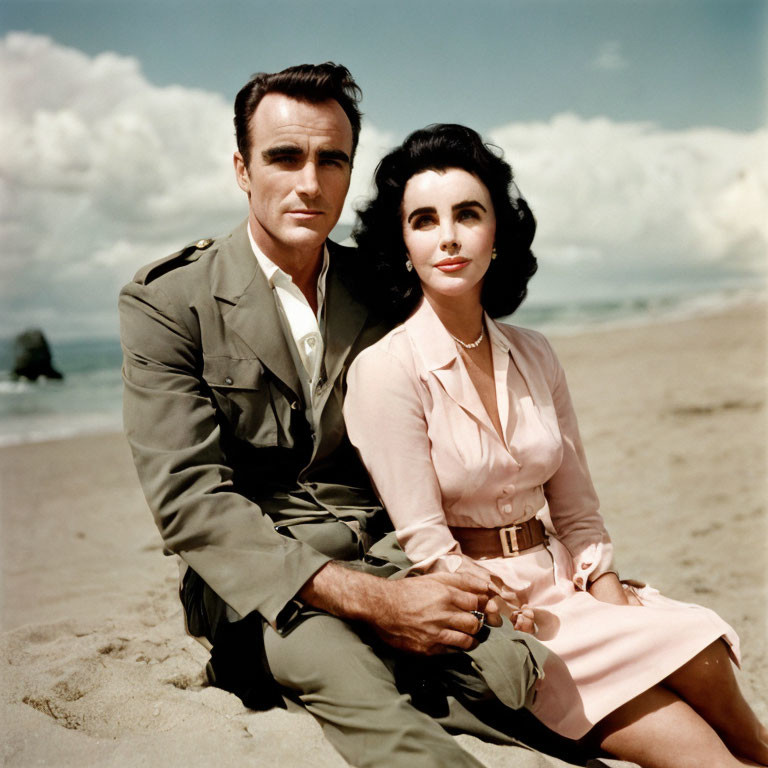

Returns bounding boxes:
[352,123,537,322]
[234,62,362,166]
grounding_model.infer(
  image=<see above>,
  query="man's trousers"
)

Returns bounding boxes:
[197,577,555,768]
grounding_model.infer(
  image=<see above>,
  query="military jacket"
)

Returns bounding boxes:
[119,221,393,628]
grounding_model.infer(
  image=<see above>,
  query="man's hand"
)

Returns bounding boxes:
[298,563,501,655]
[372,571,502,654]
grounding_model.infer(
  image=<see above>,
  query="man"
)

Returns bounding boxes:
[120,63,546,768]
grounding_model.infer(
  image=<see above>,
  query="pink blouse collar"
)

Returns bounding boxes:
[403,297,513,372]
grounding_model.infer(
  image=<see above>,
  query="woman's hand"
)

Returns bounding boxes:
[588,572,642,606]
[452,556,539,633]
[484,596,536,634]
[512,604,536,634]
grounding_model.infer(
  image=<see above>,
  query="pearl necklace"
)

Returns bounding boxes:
[451,326,485,350]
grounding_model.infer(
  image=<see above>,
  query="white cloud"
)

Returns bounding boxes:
[591,41,628,71]
[343,124,396,226]
[1,33,765,338]
[0,32,396,338]
[1,32,248,338]
[489,113,768,277]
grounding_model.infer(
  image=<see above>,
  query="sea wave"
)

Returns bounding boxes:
[1,285,764,446]
[512,285,766,336]
[0,412,123,447]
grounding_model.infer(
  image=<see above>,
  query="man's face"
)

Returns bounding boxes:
[234,93,353,262]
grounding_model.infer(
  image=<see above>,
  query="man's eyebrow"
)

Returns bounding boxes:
[262,145,303,161]
[318,148,351,164]
[261,146,351,165]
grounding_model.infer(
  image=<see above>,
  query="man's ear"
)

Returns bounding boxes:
[233,151,250,195]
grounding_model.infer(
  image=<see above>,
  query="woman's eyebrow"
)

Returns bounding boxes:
[453,199,487,212]
[406,200,487,223]
[406,206,436,223]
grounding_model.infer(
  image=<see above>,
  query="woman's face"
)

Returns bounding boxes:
[401,167,496,304]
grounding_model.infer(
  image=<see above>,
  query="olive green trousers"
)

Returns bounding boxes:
[262,611,547,768]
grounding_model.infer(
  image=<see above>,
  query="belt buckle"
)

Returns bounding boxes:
[500,524,521,557]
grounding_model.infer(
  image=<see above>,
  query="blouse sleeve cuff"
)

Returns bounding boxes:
[571,541,616,590]
[428,553,464,573]
[396,524,462,575]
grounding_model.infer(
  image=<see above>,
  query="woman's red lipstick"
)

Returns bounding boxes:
[435,257,470,272]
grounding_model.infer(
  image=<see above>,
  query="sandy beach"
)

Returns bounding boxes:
[2,301,766,767]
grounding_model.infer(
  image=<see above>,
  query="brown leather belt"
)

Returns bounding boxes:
[451,518,548,558]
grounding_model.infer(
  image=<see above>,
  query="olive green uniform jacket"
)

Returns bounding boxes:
[119,220,395,632]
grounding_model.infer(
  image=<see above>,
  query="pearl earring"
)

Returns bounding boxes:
[405,258,413,272]
[491,247,497,260]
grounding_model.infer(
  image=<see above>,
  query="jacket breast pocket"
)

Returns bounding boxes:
[202,356,278,447]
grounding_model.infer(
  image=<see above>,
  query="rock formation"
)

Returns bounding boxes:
[12,329,64,381]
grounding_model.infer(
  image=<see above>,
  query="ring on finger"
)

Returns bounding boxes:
[469,609,486,626]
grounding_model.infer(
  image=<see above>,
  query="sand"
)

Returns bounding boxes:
[1,301,765,767]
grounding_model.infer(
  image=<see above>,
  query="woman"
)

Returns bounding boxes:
[342,124,767,768]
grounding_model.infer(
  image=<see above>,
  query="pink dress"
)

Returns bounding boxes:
[343,298,739,739]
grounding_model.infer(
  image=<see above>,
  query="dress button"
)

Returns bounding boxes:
[290,400,301,410]
[501,503,513,514]
[224,377,233,385]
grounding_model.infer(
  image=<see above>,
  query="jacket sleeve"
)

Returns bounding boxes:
[119,279,331,627]
[343,346,464,574]
[541,337,616,588]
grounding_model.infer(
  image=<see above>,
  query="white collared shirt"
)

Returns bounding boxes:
[247,225,328,411]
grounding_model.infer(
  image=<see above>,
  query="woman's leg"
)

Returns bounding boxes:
[592,684,745,768]
[662,640,768,765]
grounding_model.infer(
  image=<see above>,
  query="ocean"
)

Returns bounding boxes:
[0,337,124,446]
[0,285,762,447]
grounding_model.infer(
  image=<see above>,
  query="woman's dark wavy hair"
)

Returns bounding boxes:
[351,123,537,322]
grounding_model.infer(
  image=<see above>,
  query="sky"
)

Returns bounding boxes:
[2,0,766,338]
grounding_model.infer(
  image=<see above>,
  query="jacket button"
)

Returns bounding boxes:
[224,376,233,385]
[290,400,301,410]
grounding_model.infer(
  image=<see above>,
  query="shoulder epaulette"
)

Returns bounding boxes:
[133,238,215,285]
